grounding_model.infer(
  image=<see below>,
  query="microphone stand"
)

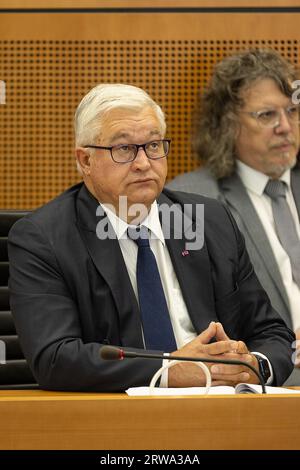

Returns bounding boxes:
[100,346,266,393]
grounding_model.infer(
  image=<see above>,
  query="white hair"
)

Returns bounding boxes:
[74,83,166,147]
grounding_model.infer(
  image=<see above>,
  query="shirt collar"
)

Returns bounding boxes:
[236,159,291,196]
[100,200,165,245]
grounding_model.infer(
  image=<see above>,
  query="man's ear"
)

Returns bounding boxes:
[75,147,91,176]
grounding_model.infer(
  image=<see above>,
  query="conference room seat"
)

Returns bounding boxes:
[0,210,39,390]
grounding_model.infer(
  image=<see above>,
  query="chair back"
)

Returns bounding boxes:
[0,211,38,389]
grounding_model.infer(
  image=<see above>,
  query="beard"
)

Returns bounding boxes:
[264,150,297,178]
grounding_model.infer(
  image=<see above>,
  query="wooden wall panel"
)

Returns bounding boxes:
[1,11,300,208]
[2,1,300,9]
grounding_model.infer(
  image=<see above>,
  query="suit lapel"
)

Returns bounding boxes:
[75,184,143,348]
[291,166,300,219]
[158,192,217,333]
[76,186,219,343]
[219,174,289,309]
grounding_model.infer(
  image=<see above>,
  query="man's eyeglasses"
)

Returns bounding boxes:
[84,139,171,164]
[244,105,300,128]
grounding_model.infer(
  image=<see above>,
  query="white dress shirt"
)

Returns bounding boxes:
[101,201,196,386]
[101,201,196,348]
[236,160,300,332]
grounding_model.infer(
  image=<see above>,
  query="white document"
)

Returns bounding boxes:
[126,384,300,396]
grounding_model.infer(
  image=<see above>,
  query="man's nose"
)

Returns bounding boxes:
[275,109,293,133]
[132,146,151,168]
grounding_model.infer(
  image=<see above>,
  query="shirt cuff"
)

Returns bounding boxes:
[159,353,170,388]
[252,351,274,385]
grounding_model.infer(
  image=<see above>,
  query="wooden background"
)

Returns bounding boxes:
[1,1,300,208]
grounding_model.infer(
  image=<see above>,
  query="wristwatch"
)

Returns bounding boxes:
[253,354,271,384]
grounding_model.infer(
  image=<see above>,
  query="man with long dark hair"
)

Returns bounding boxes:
[169,49,300,384]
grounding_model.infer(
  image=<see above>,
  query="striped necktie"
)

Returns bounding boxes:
[264,179,300,287]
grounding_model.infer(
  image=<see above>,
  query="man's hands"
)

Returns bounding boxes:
[168,321,259,387]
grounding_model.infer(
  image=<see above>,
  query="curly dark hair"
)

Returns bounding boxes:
[193,49,298,179]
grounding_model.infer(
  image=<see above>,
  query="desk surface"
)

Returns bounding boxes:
[0,390,300,450]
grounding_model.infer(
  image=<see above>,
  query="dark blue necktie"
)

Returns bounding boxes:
[128,226,177,352]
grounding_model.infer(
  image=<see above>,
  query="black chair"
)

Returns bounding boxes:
[0,210,39,389]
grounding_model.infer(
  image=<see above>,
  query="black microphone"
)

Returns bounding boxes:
[100,345,266,393]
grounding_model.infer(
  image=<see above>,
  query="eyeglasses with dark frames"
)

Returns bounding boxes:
[84,139,171,163]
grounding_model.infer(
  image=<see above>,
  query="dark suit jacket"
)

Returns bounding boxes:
[8,183,294,391]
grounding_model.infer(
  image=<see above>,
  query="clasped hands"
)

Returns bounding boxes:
[168,321,259,387]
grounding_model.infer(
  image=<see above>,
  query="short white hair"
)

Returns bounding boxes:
[74,83,166,147]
